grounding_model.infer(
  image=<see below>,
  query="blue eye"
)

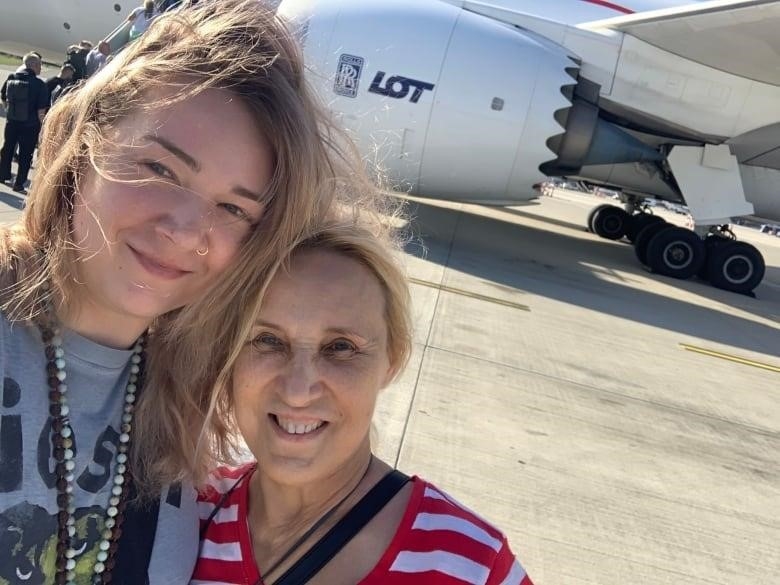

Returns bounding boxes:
[141,160,176,181]
[218,202,251,222]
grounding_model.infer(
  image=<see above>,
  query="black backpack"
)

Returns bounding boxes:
[5,76,31,123]
[65,49,88,81]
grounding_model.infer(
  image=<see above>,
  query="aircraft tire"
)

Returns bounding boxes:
[626,213,664,243]
[706,241,765,294]
[586,204,613,233]
[592,206,630,240]
[634,221,670,266]
[697,236,732,280]
[646,227,705,279]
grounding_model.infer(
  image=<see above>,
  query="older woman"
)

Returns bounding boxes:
[191,224,533,585]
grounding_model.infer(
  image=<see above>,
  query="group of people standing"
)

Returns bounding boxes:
[1,1,164,195]
[0,1,534,584]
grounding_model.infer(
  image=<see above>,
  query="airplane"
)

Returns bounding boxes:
[1,0,779,295]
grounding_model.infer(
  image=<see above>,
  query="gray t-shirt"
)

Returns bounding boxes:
[0,315,198,584]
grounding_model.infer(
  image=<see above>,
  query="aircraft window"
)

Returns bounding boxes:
[114,4,122,11]
[491,97,504,111]
[64,22,71,30]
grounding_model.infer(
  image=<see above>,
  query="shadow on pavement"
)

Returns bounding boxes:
[0,189,25,210]
[405,199,780,357]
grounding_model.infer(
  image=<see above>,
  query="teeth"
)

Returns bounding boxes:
[276,417,324,435]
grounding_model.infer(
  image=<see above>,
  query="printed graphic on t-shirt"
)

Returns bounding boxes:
[0,502,105,584]
[0,374,184,585]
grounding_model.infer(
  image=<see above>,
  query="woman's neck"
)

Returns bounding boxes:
[249,453,376,533]
[245,449,391,581]
[57,301,150,349]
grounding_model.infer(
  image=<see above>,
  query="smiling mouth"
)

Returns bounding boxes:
[271,414,327,435]
[128,245,190,280]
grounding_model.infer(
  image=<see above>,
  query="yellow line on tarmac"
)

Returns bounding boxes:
[409,277,530,311]
[679,343,780,373]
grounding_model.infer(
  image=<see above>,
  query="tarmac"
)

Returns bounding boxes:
[1,61,779,584]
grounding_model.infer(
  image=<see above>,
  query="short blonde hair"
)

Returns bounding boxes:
[292,225,412,376]
[203,221,412,464]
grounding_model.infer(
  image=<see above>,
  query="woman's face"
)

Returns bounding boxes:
[71,88,274,326]
[233,249,393,486]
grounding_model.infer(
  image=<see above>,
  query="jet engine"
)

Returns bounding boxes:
[279,0,581,204]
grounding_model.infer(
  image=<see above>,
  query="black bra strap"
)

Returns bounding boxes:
[271,469,410,585]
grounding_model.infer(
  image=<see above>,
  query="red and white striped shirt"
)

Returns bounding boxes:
[191,465,533,585]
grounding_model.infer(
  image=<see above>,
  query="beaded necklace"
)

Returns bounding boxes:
[39,319,146,585]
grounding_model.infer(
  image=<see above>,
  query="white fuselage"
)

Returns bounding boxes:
[10,0,778,222]
[0,0,694,57]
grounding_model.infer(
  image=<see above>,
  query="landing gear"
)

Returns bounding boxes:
[706,240,765,295]
[586,204,612,233]
[634,220,669,266]
[644,226,705,279]
[586,204,766,294]
[626,213,664,243]
[590,206,630,240]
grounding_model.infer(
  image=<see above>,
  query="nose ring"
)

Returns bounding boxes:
[196,246,209,256]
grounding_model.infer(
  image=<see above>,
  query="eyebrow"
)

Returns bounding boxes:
[233,185,267,204]
[144,135,200,172]
[144,134,267,203]
[253,320,371,344]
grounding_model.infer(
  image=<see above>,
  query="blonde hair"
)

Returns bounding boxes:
[204,221,413,467]
[0,0,393,490]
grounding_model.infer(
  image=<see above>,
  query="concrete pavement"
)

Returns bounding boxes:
[377,192,778,585]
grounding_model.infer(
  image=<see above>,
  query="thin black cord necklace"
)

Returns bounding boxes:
[258,455,374,585]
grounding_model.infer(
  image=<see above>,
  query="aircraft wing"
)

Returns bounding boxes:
[579,0,780,86]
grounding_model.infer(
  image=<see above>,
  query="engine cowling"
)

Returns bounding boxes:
[279,0,578,203]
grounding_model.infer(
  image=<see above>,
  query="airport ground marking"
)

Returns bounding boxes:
[679,343,780,373]
[409,277,530,311]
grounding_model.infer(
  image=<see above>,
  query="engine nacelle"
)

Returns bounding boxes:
[279,0,576,203]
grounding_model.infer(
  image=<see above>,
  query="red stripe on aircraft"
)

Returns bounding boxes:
[581,0,635,14]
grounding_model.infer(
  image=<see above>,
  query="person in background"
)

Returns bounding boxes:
[45,63,75,105]
[85,40,111,77]
[65,40,92,81]
[0,52,48,194]
[192,223,534,585]
[129,0,160,40]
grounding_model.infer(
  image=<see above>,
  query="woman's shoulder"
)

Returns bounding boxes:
[409,477,509,544]
[382,476,533,584]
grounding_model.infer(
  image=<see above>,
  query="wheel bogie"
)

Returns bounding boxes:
[582,203,765,293]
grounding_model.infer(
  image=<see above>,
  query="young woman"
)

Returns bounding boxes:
[191,224,534,585]
[0,1,382,584]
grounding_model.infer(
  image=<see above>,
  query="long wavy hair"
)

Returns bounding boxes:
[0,0,396,491]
